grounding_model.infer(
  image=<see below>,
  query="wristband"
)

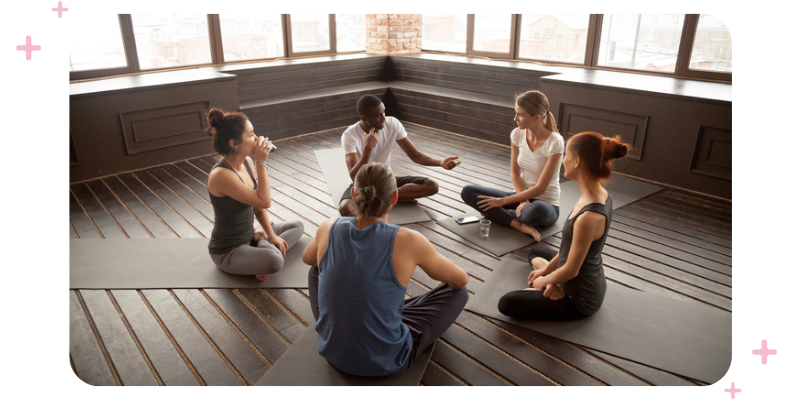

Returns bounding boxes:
[256,161,268,168]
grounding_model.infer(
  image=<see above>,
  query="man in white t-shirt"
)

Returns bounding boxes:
[338,94,461,216]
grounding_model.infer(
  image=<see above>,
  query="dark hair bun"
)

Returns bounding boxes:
[207,108,225,129]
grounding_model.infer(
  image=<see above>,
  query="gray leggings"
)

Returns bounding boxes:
[210,220,304,275]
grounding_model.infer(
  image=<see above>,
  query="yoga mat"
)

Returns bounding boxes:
[466,256,731,384]
[69,236,314,289]
[438,174,663,256]
[255,323,434,386]
[314,148,432,225]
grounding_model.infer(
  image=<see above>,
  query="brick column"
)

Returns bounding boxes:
[366,14,422,54]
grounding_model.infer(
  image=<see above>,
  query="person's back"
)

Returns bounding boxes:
[303,162,469,377]
[316,217,411,376]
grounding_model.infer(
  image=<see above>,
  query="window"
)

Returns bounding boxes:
[289,14,331,53]
[219,15,284,62]
[69,16,127,71]
[422,14,467,53]
[336,14,366,52]
[131,14,213,70]
[689,14,731,73]
[598,14,685,73]
[518,14,590,64]
[472,14,512,54]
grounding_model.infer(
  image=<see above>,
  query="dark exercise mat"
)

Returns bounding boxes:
[314,148,432,225]
[69,236,313,289]
[465,255,731,384]
[438,174,663,256]
[255,323,434,386]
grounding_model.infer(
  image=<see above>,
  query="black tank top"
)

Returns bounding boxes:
[558,197,613,316]
[207,160,257,255]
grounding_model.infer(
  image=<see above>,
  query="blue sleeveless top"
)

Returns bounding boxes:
[316,217,412,376]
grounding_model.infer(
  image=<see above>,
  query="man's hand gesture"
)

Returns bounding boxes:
[440,156,461,170]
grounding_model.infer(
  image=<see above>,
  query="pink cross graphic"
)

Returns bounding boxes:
[752,339,777,364]
[52,1,68,18]
[16,36,41,60]
[725,382,741,399]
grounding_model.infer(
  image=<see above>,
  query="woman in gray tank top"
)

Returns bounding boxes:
[498,132,630,320]
[206,109,303,280]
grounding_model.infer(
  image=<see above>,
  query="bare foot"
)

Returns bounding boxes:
[252,229,268,242]
[510,220,542,242]
[256,274,270,281]
[530,257,548,271]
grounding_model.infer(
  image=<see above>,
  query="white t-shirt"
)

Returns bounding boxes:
[341,116,408,171]
[511,128,564,206]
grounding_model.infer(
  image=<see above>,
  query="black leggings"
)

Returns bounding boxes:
[497,243,587,321]
[308,267,468,375]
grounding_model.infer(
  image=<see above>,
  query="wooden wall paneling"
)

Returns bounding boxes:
[558,102,649,160]
[119,101,210,155]
[690,125,732,181]
[542,79,731,198]
[70,77,238,182]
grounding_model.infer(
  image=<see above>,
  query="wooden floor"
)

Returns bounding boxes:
[69,123,732,386]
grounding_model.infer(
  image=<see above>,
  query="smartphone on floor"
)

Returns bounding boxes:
[455,216,480,224]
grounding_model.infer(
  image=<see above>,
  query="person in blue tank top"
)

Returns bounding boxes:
[303,162,469,377]
[498,132,630,320]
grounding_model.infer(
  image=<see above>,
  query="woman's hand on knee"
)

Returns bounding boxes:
[515,200,531,217]
[268,235,288,257]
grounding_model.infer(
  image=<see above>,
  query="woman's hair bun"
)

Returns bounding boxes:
[602,135,629,160]
[207,108,225,129]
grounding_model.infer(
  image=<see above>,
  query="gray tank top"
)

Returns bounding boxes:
[208,160,257,255]
[558,197,613,316]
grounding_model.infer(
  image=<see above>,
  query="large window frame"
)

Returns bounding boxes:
[70,14,364,81]
[429,14,731,83]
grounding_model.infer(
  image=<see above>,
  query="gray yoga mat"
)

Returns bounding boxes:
[438,174,663,256]
[255,323,434,386]
[69,236,314,289]
[466,255,731,384]
[314,148,432,225]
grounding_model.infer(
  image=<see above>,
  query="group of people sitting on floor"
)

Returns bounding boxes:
[204,91,629,377]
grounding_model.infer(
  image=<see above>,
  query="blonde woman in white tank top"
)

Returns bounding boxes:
[460,91,563,241]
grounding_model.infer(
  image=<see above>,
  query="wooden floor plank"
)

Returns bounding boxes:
[430,339,511,386]
[585,349,698,386]
[71,183,126,239]
[85,180,151,239]
[110,290,200,386]
[69,291,117,386]
[140,290,242,385]
[439,320,556,386]
[132,171,214,238]
[203,289,290,364]
[69,190,102,239]
[610,219,731,266]
[171,289,269,385]
[420,360,467,386]
[80,290,160,385]
[116,173,203,239]
[614,208,732,250]
[458,314,601,386]
[102,176,176,238]
[491,318,649,386]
